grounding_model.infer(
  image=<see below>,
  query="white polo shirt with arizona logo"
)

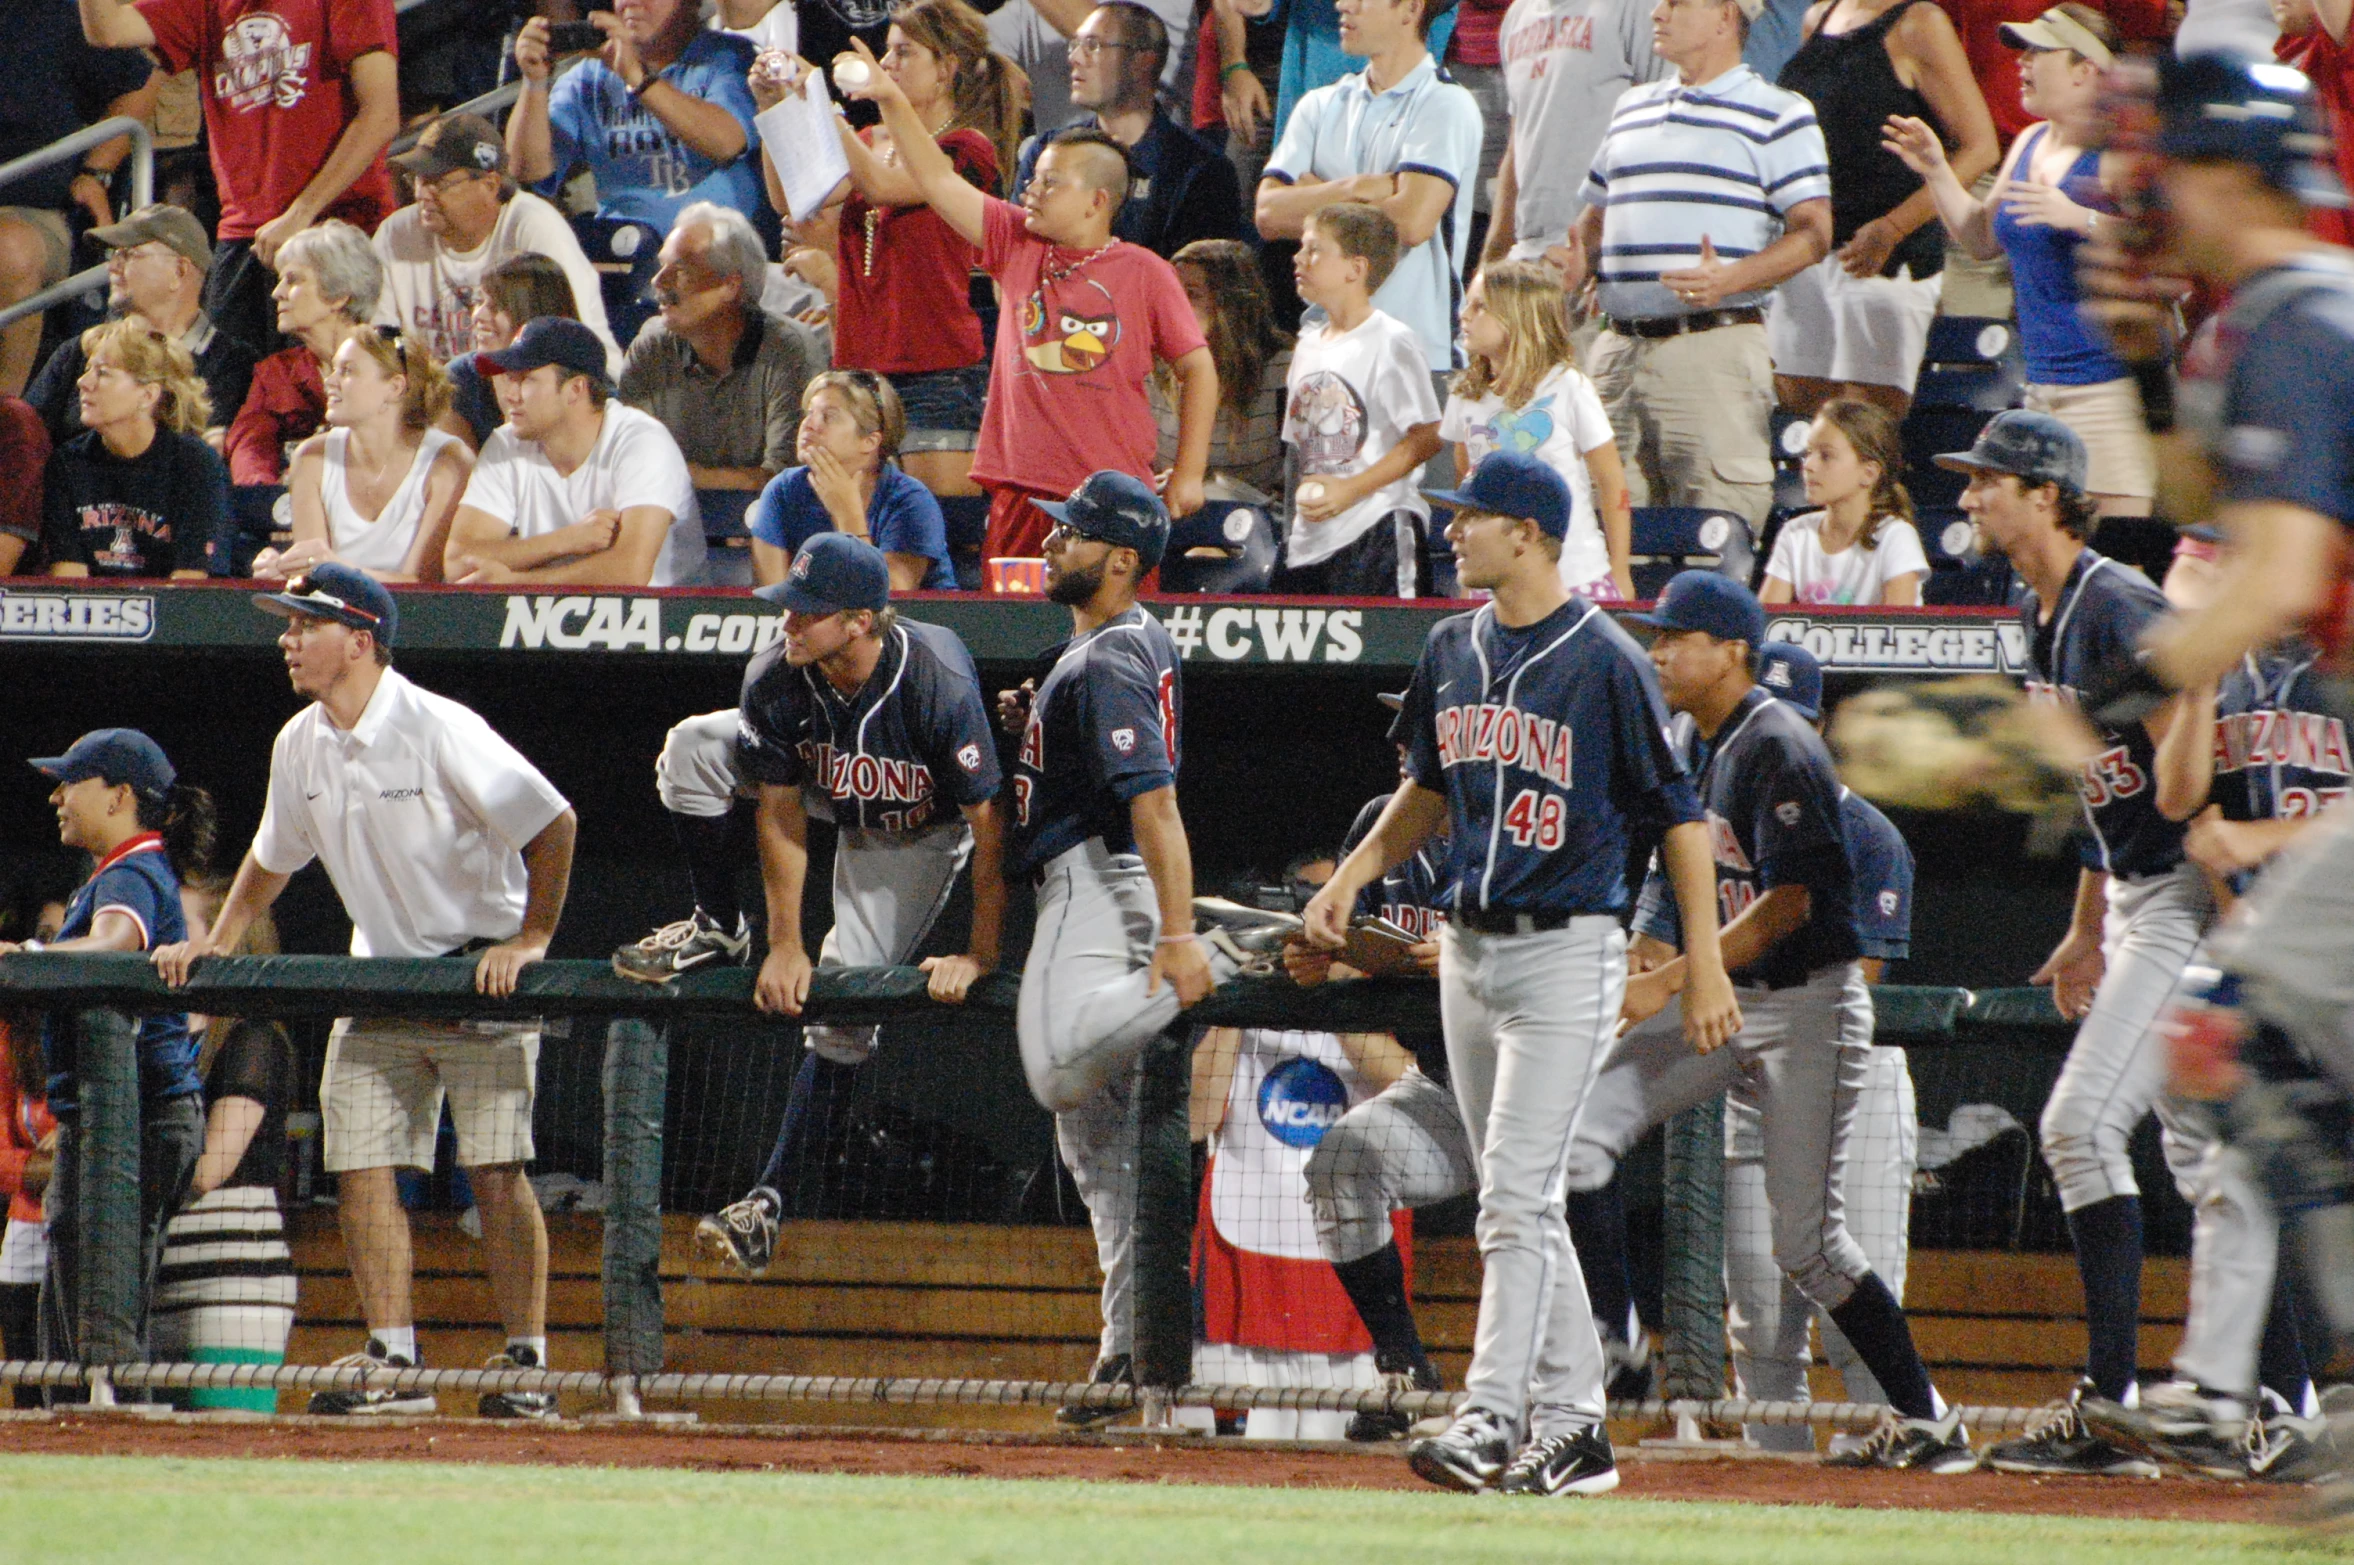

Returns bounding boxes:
[253,668,570,957]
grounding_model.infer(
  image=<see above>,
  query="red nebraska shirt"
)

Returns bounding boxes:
[835,127,995,376]
[968,196,1206,499]
[2280,27,2354,246]
[135,0,399,240]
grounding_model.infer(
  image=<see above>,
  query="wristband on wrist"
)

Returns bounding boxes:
[1220,61,1253,81]
[1156,933,1195,945]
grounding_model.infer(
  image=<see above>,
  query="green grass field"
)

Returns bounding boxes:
[0,1455,2334,1564]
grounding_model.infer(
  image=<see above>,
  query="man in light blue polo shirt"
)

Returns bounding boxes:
[1255,0,1483,376]
[1564,0,1830,532]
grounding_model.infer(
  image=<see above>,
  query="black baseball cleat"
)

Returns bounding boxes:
[1497,1422,1620,1497]
[695,1192,781,1277]
[612,909,752,984]
[1191,898,1302,955]
[307,1340,436,1417]
[2080,1381,2251,1480]
[1055,1353,1136,1428]
[1346,1364,1443,1442]
[478,1343,558,1420]
[1823,1409,1978,1473]
[1407,1407,1514,1492]
[1981,1382,2156,1477]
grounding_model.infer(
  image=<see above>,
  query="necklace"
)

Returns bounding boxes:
[1042,239,1116,286]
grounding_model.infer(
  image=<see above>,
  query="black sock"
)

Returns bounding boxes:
[1565,1181,1635,1345]
[1826,1272,1938,1420]
[2260,1260,2315,1411]
[755,1052,863,1202]
[672,808,743,931]
[2065,1194,2144,1402]
[1332,1242,1432,1378]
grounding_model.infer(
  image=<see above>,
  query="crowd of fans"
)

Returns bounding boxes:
[0,0,2335,597]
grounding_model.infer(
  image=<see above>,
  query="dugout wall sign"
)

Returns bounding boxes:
[0,583,2032,675]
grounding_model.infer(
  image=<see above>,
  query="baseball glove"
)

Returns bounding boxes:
[1828,676,2092,816]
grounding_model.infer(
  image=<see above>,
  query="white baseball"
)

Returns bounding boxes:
[1298,481,1327,507]
[833,58,872,91]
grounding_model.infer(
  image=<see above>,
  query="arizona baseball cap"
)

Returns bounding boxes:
[756,531,891,615]
[1632,570,1767,647]
[1933,408,2089,492]
[392,112,508,181]
[1427,451,1571,540]
[30,728,177,799]
[253,562,399,646]
[476,316,611,388]
[88,203,212,271]
[1758,641,1825,722]
[1999,5,2113,67]
[1034,471,1172,571]
[2156,52,2347,208]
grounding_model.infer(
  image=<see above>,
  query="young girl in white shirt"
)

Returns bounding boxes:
[1441,261,1633,601]
[1761,398,1928,607]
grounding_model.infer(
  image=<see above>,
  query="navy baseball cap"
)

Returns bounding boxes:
[756,531,891,615]
[475,316,611,387]
[1034,471,1171,571]
[2157,53,2347,209]
[1758,641,1825,721]
[253,562,398,646]
[30,728,176,799]
[1427,451,1571,540]
[1933,408,2088,493]
[1631,570,1767,647]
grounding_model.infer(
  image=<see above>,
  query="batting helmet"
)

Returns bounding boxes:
[2154,51,2346,209]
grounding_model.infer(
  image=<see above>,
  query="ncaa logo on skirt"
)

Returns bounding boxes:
[1257,1057,1348,1149]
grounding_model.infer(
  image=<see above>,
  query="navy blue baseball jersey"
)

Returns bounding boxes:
[2208,642,2352,894]
[2022,550,2187,880]
[1011,606,1183,875]
[1636,785,1911,966]
[43,835,200,1116]
[1341,791,1453,1080]
[2189,253,2354,532]
[1396,599,1700,917]
[735,619,1001,833]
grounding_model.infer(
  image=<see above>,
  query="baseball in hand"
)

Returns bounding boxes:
[1298,481,1327,506]
[833,56,872,91]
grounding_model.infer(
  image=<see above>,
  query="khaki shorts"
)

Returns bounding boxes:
[1588,320,1776,531]
[321,1016,539,1173]
[0,208,72,289]
[2024,377,2156,501]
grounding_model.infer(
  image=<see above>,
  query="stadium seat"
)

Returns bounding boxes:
[937,492,989,591]
[573,214,664,350]
[1913,315,2026,413]
[1901,406,1992,510]
[696,488,757,587]
[1770,406,1811,516]
[1915,504,2015,606]
[1628,506,1755,601]
[1158,499,1277,594]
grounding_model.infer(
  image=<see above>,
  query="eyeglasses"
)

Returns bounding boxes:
[107,243,181,268]
[1069,36,1137,58]
[1043,522,1108,549]
[422,168,492,197]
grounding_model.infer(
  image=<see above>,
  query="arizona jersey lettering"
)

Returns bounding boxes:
[1635,785,1912,965]
[1011,607,1183,875]
[2023,551,2187,880]
[735,620,1000,833]
[1397,598,1699,916]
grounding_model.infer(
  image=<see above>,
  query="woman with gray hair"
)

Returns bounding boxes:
[223,221,385,488]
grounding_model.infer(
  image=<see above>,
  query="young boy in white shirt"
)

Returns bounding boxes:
[1280,204,1443,598]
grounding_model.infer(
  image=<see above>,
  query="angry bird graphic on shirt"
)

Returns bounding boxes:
[1020,278,1121,374]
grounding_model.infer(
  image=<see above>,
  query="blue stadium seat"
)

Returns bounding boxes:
[1159,499,1277,594]
[937,491,989,591]
[1914,504,2015,606]
[1629,506,1755,601]
[1913,315,2025,413]
[1770,406,1811,515]
[1901,406,1991,510]
[572,214,664,350]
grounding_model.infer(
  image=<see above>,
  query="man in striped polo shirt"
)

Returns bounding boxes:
[1564,0,1831,535]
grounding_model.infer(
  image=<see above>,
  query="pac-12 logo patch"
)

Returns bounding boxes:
[956,743,983,772]
[1879,889,1899,917]
[1774,801,1802,826]
[1111,727,1137,754]
[1258,1057,1348,1149]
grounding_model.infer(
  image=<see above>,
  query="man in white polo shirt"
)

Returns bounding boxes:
[443,317,707,587]
[154,565,579,1420]
[1482,0,1669,266]
[1563,0,1830,533]
[1255,0,1483,380]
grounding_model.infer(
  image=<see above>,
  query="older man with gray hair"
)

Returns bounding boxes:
[618,201,821,505]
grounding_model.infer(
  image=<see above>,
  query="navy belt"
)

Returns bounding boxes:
[1452,908,1578,935]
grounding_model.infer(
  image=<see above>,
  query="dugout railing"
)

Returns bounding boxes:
[0,953,2072,1433]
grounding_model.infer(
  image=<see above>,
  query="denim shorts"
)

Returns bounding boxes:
[891,361,990,452]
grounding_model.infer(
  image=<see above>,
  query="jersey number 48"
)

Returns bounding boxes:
[1500,788,1566,850]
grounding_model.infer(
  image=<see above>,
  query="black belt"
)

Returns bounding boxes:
[1604,306,1765,339]
[1452,908,1579,935]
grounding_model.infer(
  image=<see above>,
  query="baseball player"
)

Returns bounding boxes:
[1303,454,1742,1497]
[999,470,1274,1424]
[2052,56,2354,1479]
[1283,704,1475,1442]
[1939,410,2201,1477]
[153,565,578,1419]
[678,533,1007,1279]
[1632,642,1921,1455]
[2081,619,2343,1480]
[1567,569,1969,1474]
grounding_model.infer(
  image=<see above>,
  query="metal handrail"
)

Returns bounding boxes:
[0,116,154,333]
[387,53,589,157]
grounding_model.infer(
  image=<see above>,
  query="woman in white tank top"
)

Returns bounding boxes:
[258,331,470,582]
